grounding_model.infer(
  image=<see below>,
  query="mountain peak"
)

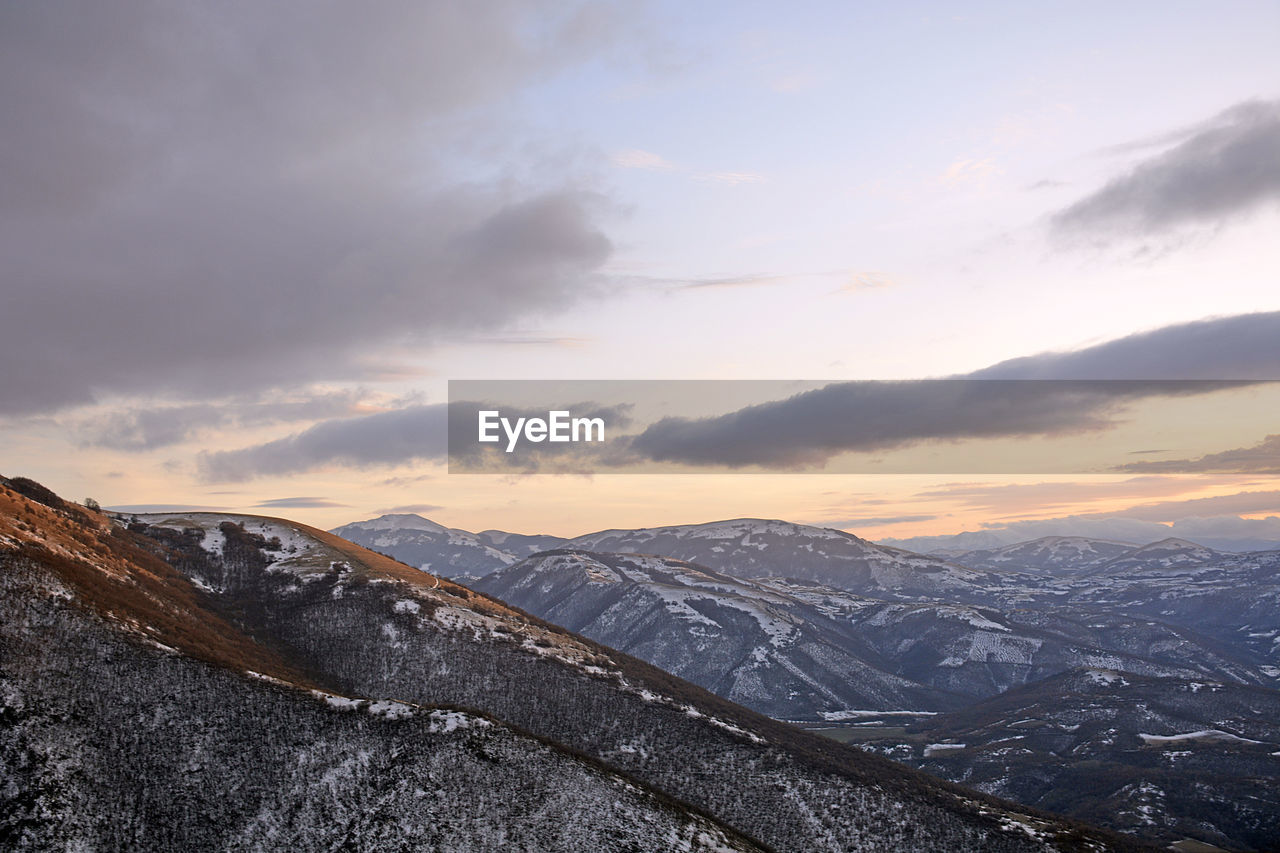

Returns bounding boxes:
[1133,537,1214,552]
[342,513,450,534]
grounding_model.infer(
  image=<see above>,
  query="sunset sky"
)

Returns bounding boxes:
[3,1,1279,546]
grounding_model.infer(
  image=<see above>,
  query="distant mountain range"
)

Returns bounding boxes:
[3,476,1119,852]
[885,526,1280,557]
[334,511,1280,849]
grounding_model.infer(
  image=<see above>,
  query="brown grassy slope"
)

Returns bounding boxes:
[0,480,316,688]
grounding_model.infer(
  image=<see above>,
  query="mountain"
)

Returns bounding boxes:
[2,477,1123,852]
[1083,538,1231,576]
[476,529,568,557]
[472,549,960,719]
[775,578,1269,693]
[330,513,521,579]
[477,553,1269,713]
[0,481,761,852]
[564,518,1009,601]
[948,537,1138,574]
[838,670,1280,850]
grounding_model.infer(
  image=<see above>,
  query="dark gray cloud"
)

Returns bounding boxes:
[199,405,449,482]
[448,400,635,473]
[627,311,1278,469]
[0,1,617,414]
[1117,434,1280,475]
[200,399,632,480]
[254,497,349,509]
[969,311,1280,380]
[77,390,372,451]
[627,380,1236,469]
[1052,99,1280,237]
[197,312,1279,476]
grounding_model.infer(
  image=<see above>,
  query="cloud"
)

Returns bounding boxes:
[0,1,616,415]
[626,269,846,292]
[821,514,938,528]
[969,311,1280,380]
[201,399,633,480]
[627,380,1230,469]
[448,400,636,473]
[611,149,676,170]
[254,497,350,509]
[880,486,1280,552]
[454,335,593,347]
[884,513,1280,554]
[674,274,794,290]
[1098,489,1280,523]
[379,503,446,515]
[692,171,764,186]
[1116,433,1280,476]
[77,390,373,451]
[941,157,1001,186]
[624,311,1276,469]
[196,312,1280,477]
[1052,99,1280,237]
[913,476,1206,516]
[610,149,763,186]
[839,272,897,293]
[199,405,450,482]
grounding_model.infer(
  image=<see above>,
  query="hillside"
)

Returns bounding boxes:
[841,670,1280,850]
[0,477,1128,852]
[564,518,1009,601]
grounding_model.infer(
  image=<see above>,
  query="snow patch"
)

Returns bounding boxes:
[1139,730,1261,745]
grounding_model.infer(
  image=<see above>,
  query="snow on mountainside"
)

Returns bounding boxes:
[478,552,1271,713]
[564,518,1007,600]
[330,512,520,579]
[476,529,568,557]
[474,550,958,718]
[1084,537,1231,575]
[1,478,1116,852]
[340,512,451,533]
[842,670,1280,850]
[0,484,766,851]
[949,537,1138,573]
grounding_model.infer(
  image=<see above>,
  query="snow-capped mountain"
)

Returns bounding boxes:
[948,536,1138,573]
[330,512,523,579]
[475,529,568,557]
[474,550,958,718]
[1084,537,1231,575]
[478,555,1270,713]
[564,518,1007,600]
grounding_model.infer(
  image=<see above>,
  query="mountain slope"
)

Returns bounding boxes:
[565,518,1007,601]
[1084,538,1231,576]
[840,670,1280,850]
[0,478,1132,851]
[950,537,1138,574]
[472,549,959,718]
[330,513,521,579]
[0,480,765,852]
[127,509,1135,851]
[476,551,1268,714]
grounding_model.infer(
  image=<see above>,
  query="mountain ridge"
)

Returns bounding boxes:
[2,477,1127,852]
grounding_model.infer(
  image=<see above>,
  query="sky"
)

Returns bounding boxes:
[3,1,1279,547]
